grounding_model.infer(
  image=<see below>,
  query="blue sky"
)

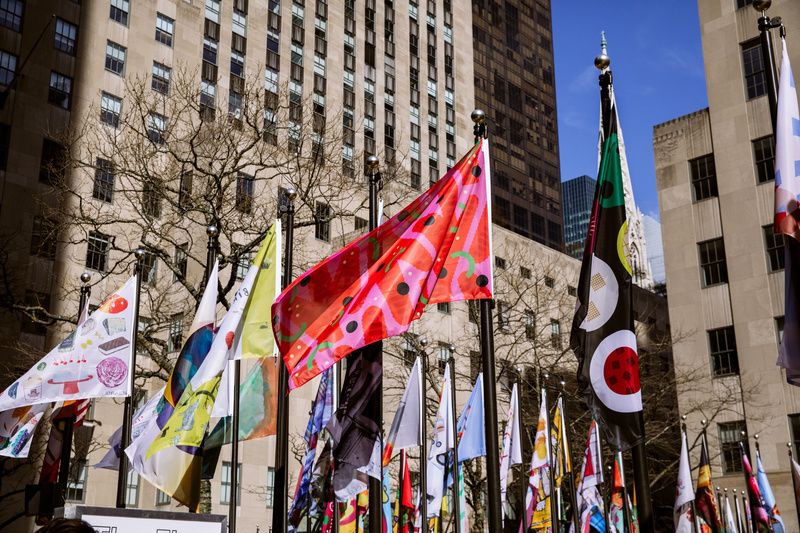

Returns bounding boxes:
[552,1,709,220]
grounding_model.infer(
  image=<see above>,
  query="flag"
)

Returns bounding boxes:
[674,429,695,533]
[320,501,335,533]
[550,396,570,488]
[383,357,422,466]
[608,454,624,533]
[38,399,91,484]
[327,343,383,500]
[272,140,493,390]
[694,437,721,533]
[289,369,334,528]
[755,452,785,532]
[724,494,738,533]
[571,75,643,450]
[131,257,258,510]
[394,450,415,533]
[742,447,770,532]
[500,382,523,515]
[457,373,485,461]
[426,365,453,518]
[95,388,162,470]
[0,277,138,410]
[520,389,551,532]
[0,404,47,458]
[382,468,394,533]
[774,36,800,383]
[340,497,359,533]
[574,420,605,533]
[201,357,279,478]
[239,220,282,359]
[125,261,218,500]
[791,456,800,526]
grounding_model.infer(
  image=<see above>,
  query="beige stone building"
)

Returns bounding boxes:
[654,0,800,529]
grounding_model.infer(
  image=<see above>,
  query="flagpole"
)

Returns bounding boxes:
[419,341,429,533]
[680,419,700,533]
[470,109,503,533]
[789,443,800,532]
[366,154,384,533]
[448,356,461,533]
[738,440,758,533]
[56,272,91,503]
[272,188,297,533]
[542,376,558,533]
[115,247,144,508]
[715,486,724,531]
[615,448,632,533]
[558,382,580,533]
[742,489,754,533]
[519,373,528,531]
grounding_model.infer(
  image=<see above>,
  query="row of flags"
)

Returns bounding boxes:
[674,425,786,533]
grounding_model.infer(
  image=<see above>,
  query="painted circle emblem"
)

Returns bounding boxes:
[589,330,642,413]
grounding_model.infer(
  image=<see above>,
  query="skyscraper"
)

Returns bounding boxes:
[472,0,563,250]
[561,175,596,259]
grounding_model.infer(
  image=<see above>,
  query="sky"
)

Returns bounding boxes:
[552,1,709,220]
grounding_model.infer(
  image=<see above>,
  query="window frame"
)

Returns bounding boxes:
[55,18,78,56]
[763,224,785,272]
[93,158,115,203]
[100,92,122,128]
[0,0,23,32]
[741,40,766,101]
[220,461,242,505]
[752,135,775,184]
[718,421,748,473]
[690,154,718,202]
[698,238,728,287]
[110,0,130,26]
[105,40,127,76]
[708,326,740,377]
[155,13,174,47]
[152,62,171,94]
[48,71,72,109]
[86,231,111,272]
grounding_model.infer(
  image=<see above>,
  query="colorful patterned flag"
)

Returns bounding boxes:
[520,389,551,532]
[95,388,162,470]
[674,429,695,532]
[394,450,415,533]
[694,436,721,533]
[38,399,91,484]
[132,257,258,510]
[289,369,334,528]
[742,447,771,532]
[0,277,138,410]
[426,365,453,518]
[724,493,739,533]
[791,456,800,526]
[500,382,522,517]
[575,421,605,533]
[457,373,485,461]
[382,468,394,533]
[774,37,800,384]
[272,140,493,390]
[756,451,785,532]
[382,357,422,465]
[0,404,47,458]
[608,454,624,533]
[571,74,643,450]
[550,396,570,488]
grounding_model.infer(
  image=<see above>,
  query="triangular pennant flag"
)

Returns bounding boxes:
[500,382,522,516]
[674,429,695,532]
[383,356,422,465]
[457,374,485,462]
[426,365,452,518]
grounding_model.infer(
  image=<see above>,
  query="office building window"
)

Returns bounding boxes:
[86,231,110,272]
[401,336,417,368]
[437,302,450,315]
[48,71,72,109]
[232,9,247,36]
[55,18,78,55]
[93,158,114,202]
[105,40,126,75]
[179,172,193,208]
[110,0,129,25]
[155,13,174,47]
[265,467,275,508]
[65,465,88,501]
[140,250,157,286]
[698,238,728,287]
[753,135,775,184]
[315,201,331,242]
[0,0,23,31]
[495,256,506,270]
[205,0,220,22]
[544,276,555,288]
[125,469,139,507]
[152,62,171,94]
[718,421,748,473]
[235,247,252,280]
[221,462,242,505]
[437,342,452,375]
[142,182,162,219]
[147,113,167,144]
[550,319,562,349]
[168,313,183,352]
[156,489,171,506]
[497,301,510,330]
[776,316,785,345]
[524,310,535,341]
[174,244,188,280]
[203,37,218,65]
[736,0,754,9]
[30,217,57,259]
[0,50,15,85]
[763,225,785,272]
[690,154,718,201]
[520,267,531,280]
[39,138,65,184]
[100,92,122,127]
[235,172,254,214]
[708,326,739,377]
[742,40,766,100]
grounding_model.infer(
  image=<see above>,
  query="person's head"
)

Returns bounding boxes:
[36,518,95,533]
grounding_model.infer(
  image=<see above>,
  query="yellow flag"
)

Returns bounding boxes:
[240,219,282,359]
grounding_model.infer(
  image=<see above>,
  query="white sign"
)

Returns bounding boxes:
[62,506,226,533]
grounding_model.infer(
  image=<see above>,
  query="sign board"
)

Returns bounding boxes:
[58,505,227,533]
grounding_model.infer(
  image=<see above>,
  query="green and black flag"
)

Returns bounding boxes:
[570,70,644,451]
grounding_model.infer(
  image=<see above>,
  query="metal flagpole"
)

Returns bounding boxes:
[542,376,558,533]
[115,248,145,508]
[366,155,383,533]
[739,440,758,533]
[272,188,297,533]
[470,108,503,533]
[448,355,461,533]
[558,382,580,533]
[519,372,528,531]
[57,272,91,502]
[714,485,724,530]
[419,340,429,533]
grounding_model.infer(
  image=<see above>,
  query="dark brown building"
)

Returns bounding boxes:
[472,0,562,250]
